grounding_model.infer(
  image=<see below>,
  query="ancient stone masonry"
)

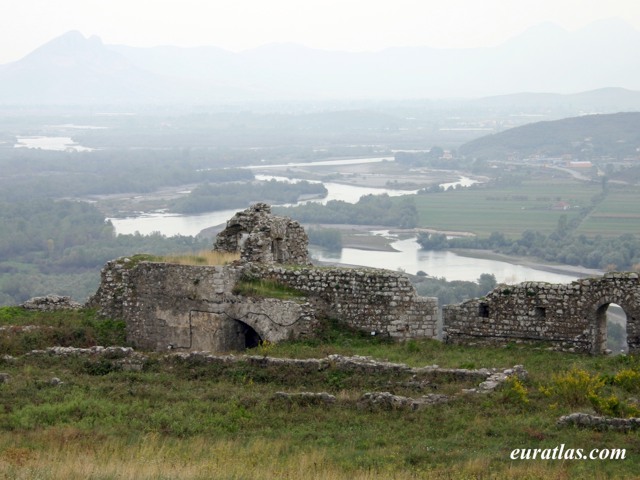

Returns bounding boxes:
[214,203,311,265]
[89,259,319,352]
[89,203,439,352]
[558,412,640,431]
[21,295,82,311]
[254,264,437,339]
[443,272,640,354]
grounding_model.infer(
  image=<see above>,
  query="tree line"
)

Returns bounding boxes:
[171,180,327,214]
[417,228,640,271]
[0,147,255,202]
[0,199,209,305]
[279,194,419,228]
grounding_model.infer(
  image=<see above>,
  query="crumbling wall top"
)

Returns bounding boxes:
[213,203,311,265]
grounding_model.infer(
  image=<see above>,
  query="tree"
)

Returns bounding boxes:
[478,273,497,294]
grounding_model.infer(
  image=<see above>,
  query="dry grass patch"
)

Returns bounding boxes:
[159,250,240,266]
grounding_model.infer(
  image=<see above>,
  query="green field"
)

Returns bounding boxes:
[1,309,640,479]
[414,177,596,237]
[576,185,640,237]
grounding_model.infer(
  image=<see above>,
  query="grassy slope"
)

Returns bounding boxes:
[1,309,639,479]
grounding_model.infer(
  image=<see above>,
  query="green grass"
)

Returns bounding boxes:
[232,278,306,301]
[412,177,596,237]
[576,185,640,236]
[0,307,126,356]
[1,311,640,479]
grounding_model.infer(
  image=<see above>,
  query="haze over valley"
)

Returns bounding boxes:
[2,3,640,476]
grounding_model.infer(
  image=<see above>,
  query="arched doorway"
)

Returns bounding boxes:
[594,302,628,355]
[606,304,628,354]
[237,320,262,349]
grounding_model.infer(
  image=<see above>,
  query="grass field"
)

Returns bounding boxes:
[1,309,640,479]
[411,174,640,239]
[576,185,640,237]
[413,177,596,237]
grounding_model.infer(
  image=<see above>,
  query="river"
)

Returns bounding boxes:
[310,235,591,284]
[107,156,591,285]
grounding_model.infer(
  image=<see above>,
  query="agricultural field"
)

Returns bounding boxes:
[413,177,597,238]
[576,185,640,237]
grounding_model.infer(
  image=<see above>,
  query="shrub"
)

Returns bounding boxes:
[612,368,640,393]
[501,375,530,407]
[544,367,605,408]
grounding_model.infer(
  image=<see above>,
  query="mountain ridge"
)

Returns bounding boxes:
[1,19,640,104]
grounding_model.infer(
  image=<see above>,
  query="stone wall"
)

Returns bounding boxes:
[214,203,310,265]
[255,264,438,339]
[89,258,319,351]
[89,258,439,351]
[443,272,640,354]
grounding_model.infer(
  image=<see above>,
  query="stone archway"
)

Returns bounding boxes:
[237,320,263,349]
[186,311,265,353]
[591,297,636,355]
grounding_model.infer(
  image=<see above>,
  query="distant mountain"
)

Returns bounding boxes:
[0,31,251,104]
[0,31,171,104]
[2,19,640,104]
[459,112,640,160]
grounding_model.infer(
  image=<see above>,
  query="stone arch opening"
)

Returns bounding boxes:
[236,320,263,349]
[606,303,628,354]
[594,302,629,355]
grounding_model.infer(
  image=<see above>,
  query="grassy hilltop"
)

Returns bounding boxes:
[1,307,639,479]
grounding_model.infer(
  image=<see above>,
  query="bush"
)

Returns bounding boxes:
[544,367,605,408]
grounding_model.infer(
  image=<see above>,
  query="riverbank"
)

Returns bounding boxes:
[451,248,604,280]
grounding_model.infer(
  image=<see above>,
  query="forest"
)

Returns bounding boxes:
[171,180,327,214]
[0,147,255,202]
[278,194,419,228]
[0,199,209,305]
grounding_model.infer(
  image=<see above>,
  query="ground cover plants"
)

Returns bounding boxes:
[1,309,639,479]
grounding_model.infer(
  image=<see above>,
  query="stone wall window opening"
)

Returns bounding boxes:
[271,238,284,263]
[478,303,490,318]
[534,306,546,319]
[238,232,250,248]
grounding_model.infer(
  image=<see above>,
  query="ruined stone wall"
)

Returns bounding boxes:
[88,258,318,352]
[88,204,438,351]
[89,258,439,351]
[255,264,438,339]
[214,203,310,265]
[443,272,640,354]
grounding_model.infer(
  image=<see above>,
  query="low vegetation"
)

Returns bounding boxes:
[1,308,639,479]
[171,179,328,214]
[232,277,306,300]
[144,250,240,266]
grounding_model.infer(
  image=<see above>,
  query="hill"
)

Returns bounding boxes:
[459,112,640,160]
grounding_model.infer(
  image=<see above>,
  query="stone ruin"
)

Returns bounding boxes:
[443,272,640,354]
[214,203,311,265]
[21,295,82,311]
[87,202,640,355]
[89,204,438,352]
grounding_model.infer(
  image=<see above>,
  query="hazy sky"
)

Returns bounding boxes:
[2,0,640,64]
